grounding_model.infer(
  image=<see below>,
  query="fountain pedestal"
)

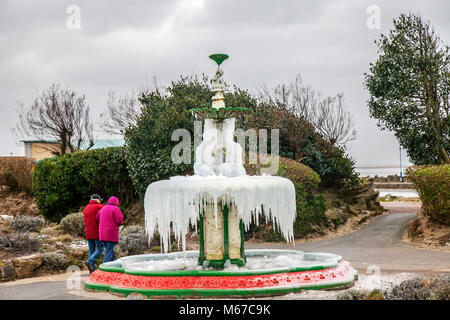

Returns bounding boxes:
[199,202,246,268]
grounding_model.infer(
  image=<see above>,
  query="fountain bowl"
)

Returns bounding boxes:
[85,249,357,298]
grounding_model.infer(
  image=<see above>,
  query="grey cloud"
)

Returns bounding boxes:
[1,0,449,167]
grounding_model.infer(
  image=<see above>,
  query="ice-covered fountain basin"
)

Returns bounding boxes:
[86,250,357,297]
[144,175,297,252]
[98,250,343,275]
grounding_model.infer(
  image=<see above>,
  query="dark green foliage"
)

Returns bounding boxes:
[244,157,328,240]
[126,74,358,198]
[278,158,328,237]
[292,190,328,238]
[406,165,450,225]
[32,147,136,222]
[302,143,359,188]
[364,13,450,165]
[124,77,204,199]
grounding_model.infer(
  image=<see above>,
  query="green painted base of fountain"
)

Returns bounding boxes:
[200,257,247,269]
[84,250,358,298]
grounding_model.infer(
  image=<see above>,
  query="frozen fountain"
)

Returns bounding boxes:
[85,54,357,298]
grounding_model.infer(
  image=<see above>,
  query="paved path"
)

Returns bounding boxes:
[248,202,450,273]
[0,202,448,299]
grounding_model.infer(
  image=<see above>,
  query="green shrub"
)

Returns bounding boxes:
[278,158,328,238]
[406,165,450,225]
[302,143,359,188]
[32,147,136,222]
[293,191,328,238]
[277,157,320,192]
[125,77,209,199]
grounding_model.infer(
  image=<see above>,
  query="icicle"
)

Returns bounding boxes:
[144,175,296,253]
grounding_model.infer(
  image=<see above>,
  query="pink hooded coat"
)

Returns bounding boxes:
[96,196,123,243]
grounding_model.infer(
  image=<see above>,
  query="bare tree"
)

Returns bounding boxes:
[100,77,168,135]
[14,83,94,155]
[313,94,357,146]
[259,74,357,147]
[100,90,141,135]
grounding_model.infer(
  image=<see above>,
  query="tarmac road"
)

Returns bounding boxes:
[248,202,450,273]
[0,202,448,300]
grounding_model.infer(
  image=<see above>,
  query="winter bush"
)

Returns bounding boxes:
[42,252,71,270]
[0,233,41,254]
[336,290,369,300]
[10,215,45,232]
[387,276,450,300]
[60,212,85,237]
[430,283,450,300]
[118,225,149,255]
[0,157,33,194]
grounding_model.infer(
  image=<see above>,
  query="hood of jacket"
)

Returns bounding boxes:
[107,196,119,207]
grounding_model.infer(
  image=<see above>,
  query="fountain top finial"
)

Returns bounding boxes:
[209,53,229,67]
[189,54,247,119]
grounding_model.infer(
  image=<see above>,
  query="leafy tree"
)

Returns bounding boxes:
[365,13,450,164]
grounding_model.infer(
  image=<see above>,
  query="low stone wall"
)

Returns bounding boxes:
[363,174,408,183]
[0,248,88,282]
[373,182,414,189]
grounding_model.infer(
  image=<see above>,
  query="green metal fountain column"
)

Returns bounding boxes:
[195,54,247,269]
[198,203,246,269]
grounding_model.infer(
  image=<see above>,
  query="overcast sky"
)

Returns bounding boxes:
[1,0,449,166]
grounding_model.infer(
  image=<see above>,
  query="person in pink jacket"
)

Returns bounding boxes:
[96,196,123,263]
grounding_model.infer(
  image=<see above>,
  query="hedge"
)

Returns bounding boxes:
[32,147,136,222]
[244,156,328,239]
[406,165,450,225]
